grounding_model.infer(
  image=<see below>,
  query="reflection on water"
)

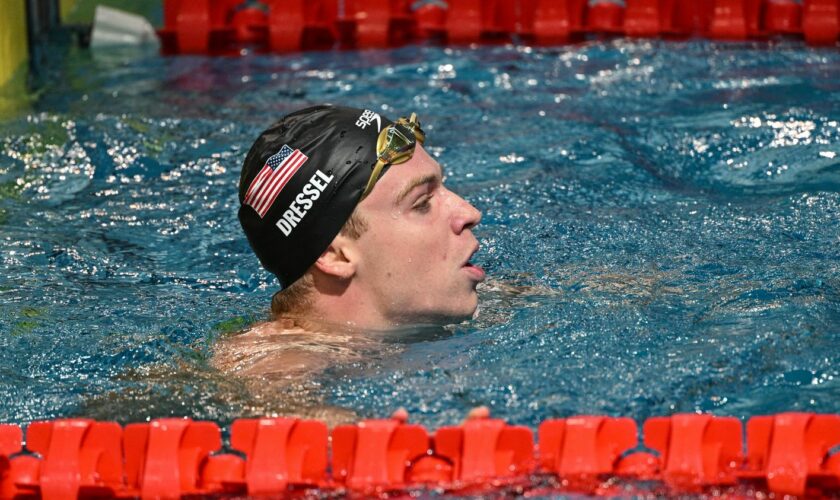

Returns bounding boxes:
[0,39,838,427]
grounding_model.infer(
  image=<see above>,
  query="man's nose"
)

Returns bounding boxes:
[448,191,481,234]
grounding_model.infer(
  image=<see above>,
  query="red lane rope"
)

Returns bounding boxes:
[1,412,839,498]
[156,0,840,55]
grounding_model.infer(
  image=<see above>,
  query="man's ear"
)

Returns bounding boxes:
[313,233,358,280]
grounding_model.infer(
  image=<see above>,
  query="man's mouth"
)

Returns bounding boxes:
[463,261,486,281]
[462,246,486,282]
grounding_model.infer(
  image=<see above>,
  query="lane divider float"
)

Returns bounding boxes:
[156,0,840,54]
[1,412,839,498]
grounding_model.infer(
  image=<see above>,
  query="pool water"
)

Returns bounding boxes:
[0,39,838,429]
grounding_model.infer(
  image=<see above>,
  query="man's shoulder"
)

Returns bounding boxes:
[210,319,368,379]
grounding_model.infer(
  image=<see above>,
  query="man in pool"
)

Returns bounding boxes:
[214,105,487,422]
[238,104,485,331]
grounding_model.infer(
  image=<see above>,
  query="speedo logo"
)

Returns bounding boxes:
[275,169,335,236]
[355,109,381,131]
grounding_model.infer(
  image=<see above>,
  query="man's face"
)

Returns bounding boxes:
[354,145,484,325]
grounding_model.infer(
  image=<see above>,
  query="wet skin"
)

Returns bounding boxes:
[350,144,485,326]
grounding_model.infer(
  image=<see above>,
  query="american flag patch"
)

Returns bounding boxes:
[244,145,308,218]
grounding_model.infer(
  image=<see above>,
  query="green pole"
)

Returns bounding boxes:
[0,0,29,90]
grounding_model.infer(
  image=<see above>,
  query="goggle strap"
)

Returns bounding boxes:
[361,160,387,200]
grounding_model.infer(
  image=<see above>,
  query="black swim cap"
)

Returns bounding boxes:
[238,105,394,288]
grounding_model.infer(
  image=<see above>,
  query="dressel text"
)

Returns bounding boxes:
[276,169,335,236]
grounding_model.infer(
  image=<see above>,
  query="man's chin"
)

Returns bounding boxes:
[439,300,479,324]
[396,306,477,328]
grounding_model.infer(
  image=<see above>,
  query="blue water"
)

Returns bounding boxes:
[0,39,838,429]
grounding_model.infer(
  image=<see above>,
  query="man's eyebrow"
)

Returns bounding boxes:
[394,173,440,205]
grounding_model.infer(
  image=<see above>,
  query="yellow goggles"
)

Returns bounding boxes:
[361,113,426,200]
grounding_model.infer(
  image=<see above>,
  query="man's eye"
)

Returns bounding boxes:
[413,196,432,212]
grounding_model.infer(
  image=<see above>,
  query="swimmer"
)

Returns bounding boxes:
[214,105,485,422]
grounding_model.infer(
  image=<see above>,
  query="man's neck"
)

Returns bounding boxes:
[302,287,395,331]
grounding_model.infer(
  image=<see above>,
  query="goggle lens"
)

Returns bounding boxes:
[379,123,417,164]
[362,113,425,199]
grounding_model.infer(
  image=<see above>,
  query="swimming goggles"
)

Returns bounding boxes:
[361,113,426,200]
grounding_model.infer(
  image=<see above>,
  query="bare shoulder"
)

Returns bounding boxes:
[211,319,369,380]
[208,318,377,427]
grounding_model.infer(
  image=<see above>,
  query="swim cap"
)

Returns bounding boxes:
[238,105,394,288]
